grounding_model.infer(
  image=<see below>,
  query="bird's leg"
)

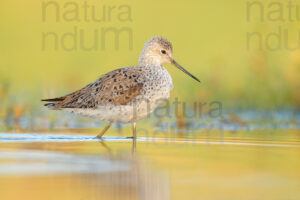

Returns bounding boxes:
[132,121,137,139]
[132,121,137,155]
[97,122,112,139]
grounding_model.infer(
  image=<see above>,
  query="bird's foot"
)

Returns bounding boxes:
[96,136,103,140]
[126,136,136,139]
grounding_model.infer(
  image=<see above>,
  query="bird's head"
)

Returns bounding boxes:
[139,36,200,83]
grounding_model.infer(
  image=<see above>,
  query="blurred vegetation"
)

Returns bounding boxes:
[0,0,300,131]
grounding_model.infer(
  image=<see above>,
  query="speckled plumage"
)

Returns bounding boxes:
[42,36,199,138]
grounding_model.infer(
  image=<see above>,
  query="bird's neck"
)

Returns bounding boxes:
[139,51,161,66]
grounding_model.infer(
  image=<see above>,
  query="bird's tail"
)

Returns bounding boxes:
[41,97,65,110]
[44,102,57,109]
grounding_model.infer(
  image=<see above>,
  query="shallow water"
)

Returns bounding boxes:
[0,126,299,200]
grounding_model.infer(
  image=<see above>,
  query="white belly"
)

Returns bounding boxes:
[65,90,170,123]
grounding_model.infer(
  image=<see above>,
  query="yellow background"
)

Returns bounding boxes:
[0,0,299,109]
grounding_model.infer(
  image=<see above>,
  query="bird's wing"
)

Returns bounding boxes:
[42,67,145,109]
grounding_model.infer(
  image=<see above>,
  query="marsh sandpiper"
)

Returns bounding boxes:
[42,36,200,139]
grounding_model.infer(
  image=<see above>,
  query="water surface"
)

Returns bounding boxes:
[0,125,299,200]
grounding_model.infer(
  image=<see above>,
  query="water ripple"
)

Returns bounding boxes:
[0,133,299,148]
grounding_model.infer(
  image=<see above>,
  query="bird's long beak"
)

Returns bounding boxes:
[171,59,200,83]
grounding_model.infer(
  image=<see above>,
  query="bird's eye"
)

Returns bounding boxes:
[161,50,166,54]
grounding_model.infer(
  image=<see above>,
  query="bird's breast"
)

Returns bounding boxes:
[137,66,173,101]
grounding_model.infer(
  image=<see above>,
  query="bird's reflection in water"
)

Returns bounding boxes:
[98,137,136,156]
[132,138,137,156]
[0,137,169,200]
[75,139,169,200]
[98,140,113,155]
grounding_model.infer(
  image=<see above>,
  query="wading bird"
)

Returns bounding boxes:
[42,36,200,139]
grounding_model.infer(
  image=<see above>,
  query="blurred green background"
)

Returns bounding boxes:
[0,0,299,116]
[0,2,299,199]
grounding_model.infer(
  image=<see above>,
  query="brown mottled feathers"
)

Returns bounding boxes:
[42,67,144,109]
